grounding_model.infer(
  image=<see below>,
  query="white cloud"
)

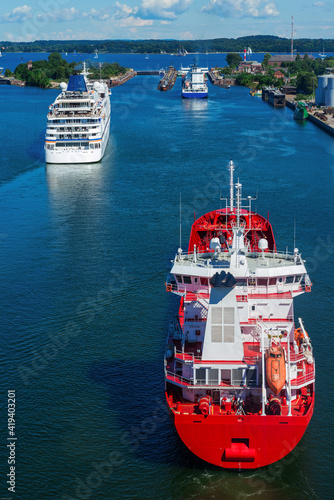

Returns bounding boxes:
[83,8,111,21]
[36,7,80,23]
[119,16,154,26]
[313,1,326,6]
[0,5,32,23]
[115,0,192,20]
[137,0,193,19]
[161,20,172,24]
[202,0,279,18]
[180,30,194,39]
[115,2,135,17]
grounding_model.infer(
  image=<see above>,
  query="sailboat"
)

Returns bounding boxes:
[0,51,2,58]
[94,50,98,59]
[318,45,326,60]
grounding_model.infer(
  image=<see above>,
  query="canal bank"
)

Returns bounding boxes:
[285,96,334,137]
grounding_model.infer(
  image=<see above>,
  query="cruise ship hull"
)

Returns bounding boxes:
[45,120,110,164]
[167,392,314,469]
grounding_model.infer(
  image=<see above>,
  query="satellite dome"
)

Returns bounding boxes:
[258,238,268,250]
[60,82,67,91]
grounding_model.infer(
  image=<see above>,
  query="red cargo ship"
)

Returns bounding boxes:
[165,161,314,469]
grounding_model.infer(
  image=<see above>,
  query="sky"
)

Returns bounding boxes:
[0,0,333,42]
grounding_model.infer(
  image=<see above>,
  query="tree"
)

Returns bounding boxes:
[226,52,242,68]
[4,68,13,77]
[221,66,232,75]
[48,52,62,65]
[296,72,316,95]
[262,53,272,67]
[236,72,255,86]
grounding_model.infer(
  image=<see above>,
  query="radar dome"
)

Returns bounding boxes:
[60,82,67,91]
[258,238,268,250]
[93,81,100,91]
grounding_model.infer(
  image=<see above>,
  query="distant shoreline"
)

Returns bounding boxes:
[1,36,334,54]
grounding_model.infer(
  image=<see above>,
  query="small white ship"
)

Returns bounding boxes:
[45,63,111,164]
[182,63,208,99]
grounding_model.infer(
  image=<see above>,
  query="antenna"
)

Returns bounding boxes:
[290,16,297,62]
[294,219,296,250]
[235,179,242,228]
[228,160,235,212]
[179,193,182,250]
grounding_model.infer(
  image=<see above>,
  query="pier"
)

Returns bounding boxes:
[207,70,235,88]
[137,70,162,76]
[157,66,177,91]
[262,87,274,102]
[268,89,286,107]
[109,70,136,88]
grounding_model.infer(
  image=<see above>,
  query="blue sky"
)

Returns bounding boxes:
[0,0,333,42]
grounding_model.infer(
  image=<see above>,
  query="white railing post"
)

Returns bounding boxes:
[287,339,292,416]
[261,325,266,416]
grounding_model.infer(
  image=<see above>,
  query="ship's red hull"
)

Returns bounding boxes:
[167,393,314,469]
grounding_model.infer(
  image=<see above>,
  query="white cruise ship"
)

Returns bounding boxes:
[45,64,111,164]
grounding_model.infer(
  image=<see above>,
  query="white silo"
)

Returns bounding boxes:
[315,75,328,106]
[325,75,334,107]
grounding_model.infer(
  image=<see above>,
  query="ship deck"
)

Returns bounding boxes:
[174,249,303,272]
[166,386,313,417]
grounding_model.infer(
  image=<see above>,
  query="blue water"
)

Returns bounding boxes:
[0,58,334,500]
[3,51,334,73]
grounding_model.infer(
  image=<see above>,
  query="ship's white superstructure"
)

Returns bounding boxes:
[164,160,315,469]
[45,63,111,164]
[182,63,208,99]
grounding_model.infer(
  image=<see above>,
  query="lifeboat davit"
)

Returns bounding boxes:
[265,344,286,395]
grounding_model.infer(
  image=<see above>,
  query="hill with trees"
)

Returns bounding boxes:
[1,36,334,55]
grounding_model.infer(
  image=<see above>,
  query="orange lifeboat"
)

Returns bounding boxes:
[294,327,309,347]
[265,344,286,395]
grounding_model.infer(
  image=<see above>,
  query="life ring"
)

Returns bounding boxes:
[305,285,311,292]
[166,284,172,292]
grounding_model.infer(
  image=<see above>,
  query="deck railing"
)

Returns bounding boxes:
[165,370,193,386]
[290,370,315,389]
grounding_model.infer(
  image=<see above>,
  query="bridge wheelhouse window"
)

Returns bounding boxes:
[175,275,183,283]
[286,276,294,284]
[246,368,257,386]
[196,368,206,385]
[183,276,192,284]
[221,369,231,385]
[200,277,209,286]
[232,368,243,386]
[208,369,219,384]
